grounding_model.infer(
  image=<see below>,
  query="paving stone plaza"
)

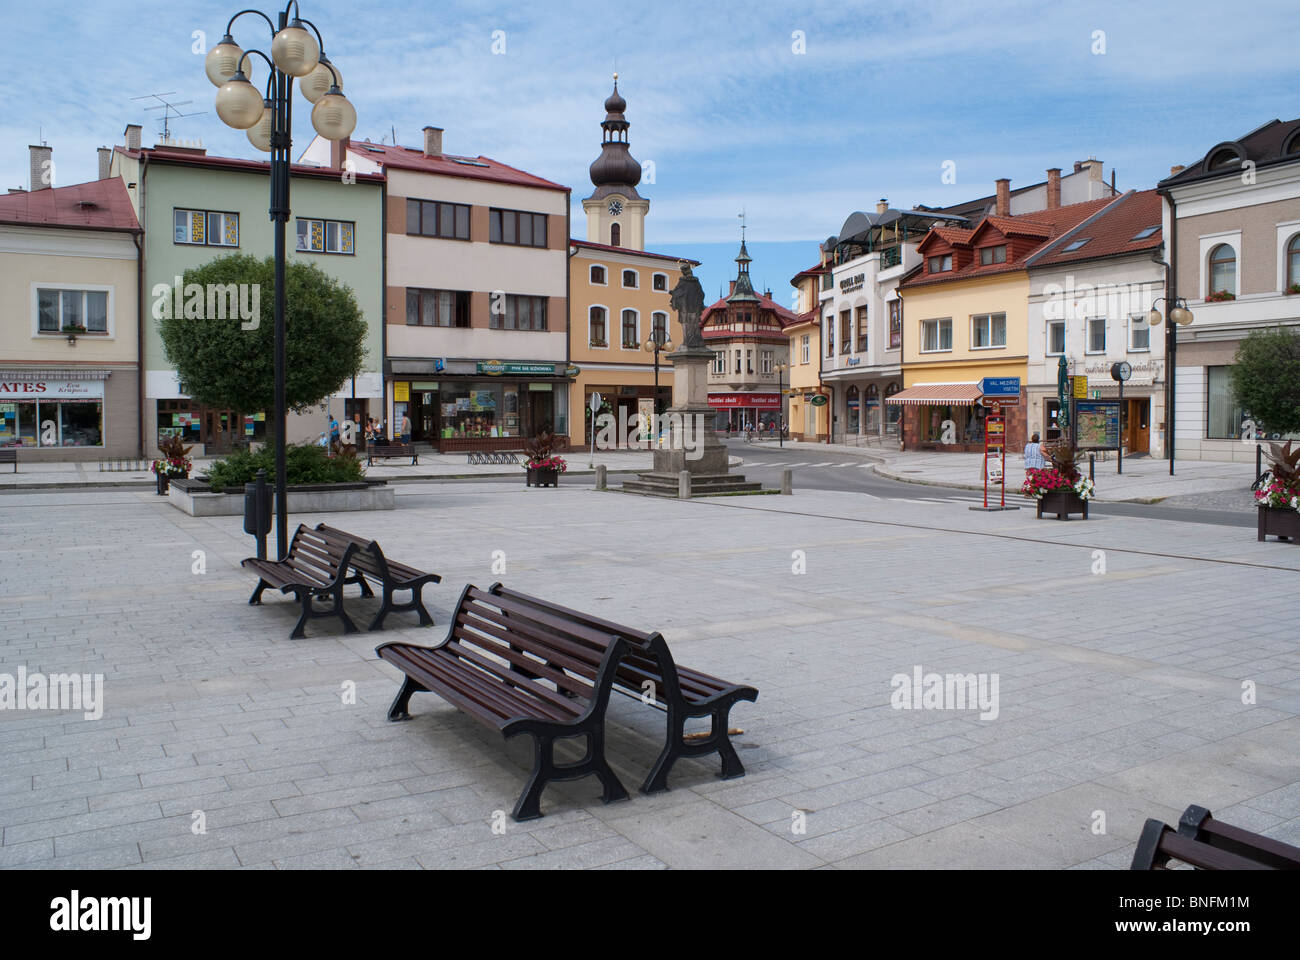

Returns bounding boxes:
[2,482,1298,870]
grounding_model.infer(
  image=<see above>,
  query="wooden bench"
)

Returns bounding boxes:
[1131,804,1300,870]
[366,442,418,466]
[313,524,441,631]
[242,524,367,638]
[487,584,759,793]
[0,448,15,473]
[377,584,631,821]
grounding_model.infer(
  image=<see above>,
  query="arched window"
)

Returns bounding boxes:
[1208,243,1236,296]
[610,222,621,247]
[865,383,879,401]
[1288,235,1300,290]
[589,306,607,346]
[651,311,668,343]
[589,265,606,285]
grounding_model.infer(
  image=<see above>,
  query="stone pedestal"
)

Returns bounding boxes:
[622,348,762,497]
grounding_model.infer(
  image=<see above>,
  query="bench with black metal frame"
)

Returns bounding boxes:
[242,524,366,639]
[1131,803,1300,870]
[313,523,441,631]
[377,584,631,821]
[487,583,759,794]
[366,442,418,466]
[0,449,16,473]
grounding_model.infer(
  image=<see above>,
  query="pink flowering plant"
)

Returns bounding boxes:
[1253,441,1300,512]
[523,430,567,472]
[1022,439,1094,500]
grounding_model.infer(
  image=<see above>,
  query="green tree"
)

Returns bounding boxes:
[1229,327,1300,435]
[156,253,366,415]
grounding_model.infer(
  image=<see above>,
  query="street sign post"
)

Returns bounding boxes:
[982,414,1006,508]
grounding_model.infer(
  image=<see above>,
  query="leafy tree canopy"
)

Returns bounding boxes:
[156,253,366,414]
[1230,326,1300,436]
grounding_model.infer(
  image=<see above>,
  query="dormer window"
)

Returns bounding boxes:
[979,245,1007,265]
[928,254,952,273]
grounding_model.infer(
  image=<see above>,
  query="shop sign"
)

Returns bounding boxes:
[708,392,781,410]
[839,273,865,293]
[476,360,558,376]
[394,382,410,402]
[978,376,1020,400]
[564,365,581,378]
[846,357,861,365]
[0,379,105,399]
[810,395,828,407]
[1072,375,1088,400]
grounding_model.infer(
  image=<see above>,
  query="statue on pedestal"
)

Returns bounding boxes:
[670,263,707,351]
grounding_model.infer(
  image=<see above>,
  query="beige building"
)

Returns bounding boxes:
[786,261,829,441]
[0,145,142,460]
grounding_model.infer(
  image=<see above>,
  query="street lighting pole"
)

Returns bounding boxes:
[1147,294,1193,478]
[776,362,788,447]
[207,2,356,559]
[643,330,674,429]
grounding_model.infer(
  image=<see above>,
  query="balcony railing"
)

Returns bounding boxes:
[880,246,902,270]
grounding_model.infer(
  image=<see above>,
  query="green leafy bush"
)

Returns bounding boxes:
[205,443,364,492]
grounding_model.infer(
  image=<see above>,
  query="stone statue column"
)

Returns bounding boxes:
[655,265,728,476]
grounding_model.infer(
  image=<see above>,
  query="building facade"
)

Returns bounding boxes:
[112,126,385,455]
[786,262,828,441]
[0,148,142,459]
[1160,118,1300,462]
[301,126,570,451]
[1026,189,1167,455]
[703,242,795,432]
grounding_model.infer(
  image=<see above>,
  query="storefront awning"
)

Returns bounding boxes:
[884,382,982,405]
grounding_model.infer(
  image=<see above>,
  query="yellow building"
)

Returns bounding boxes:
[894,198,1113,451]
[566,77,696,444]
[786,261,829,441]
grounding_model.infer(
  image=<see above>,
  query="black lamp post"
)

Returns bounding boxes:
[1147,296,1194,476]
[643,329,675,419]
[206,2,356,558]
[775,362,788,447]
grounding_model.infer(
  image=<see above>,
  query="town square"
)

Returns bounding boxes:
[0,0,1298,931]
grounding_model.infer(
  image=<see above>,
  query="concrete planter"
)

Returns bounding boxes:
[167,478,393,517]
[1257,505,1299,543]
[525,467,559,488]
[1035,488,1089,520]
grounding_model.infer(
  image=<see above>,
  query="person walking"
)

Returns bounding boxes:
[1024,432,1046,471]
[400,413,412,444]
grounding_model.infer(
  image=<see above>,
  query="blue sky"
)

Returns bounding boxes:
[3,0,1298,301]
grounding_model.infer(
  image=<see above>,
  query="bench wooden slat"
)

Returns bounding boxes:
[312,524,440,631]
[457,604,603,684]
[445,630,594,709]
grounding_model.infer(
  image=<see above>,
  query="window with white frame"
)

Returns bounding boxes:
[1047,320,1065,355]
[174,208,238,247]
[801,334,810,364]
[589,265,606,285]
[652,273,668,291]
[921,318,952,352]
[621,309,638,347]
[735,349,742,374]
[37,288,109,334]
[761,350,773,374]
[1086,317,1106,353]
[713,351,725,374]
[651,311,668,344]
[1208,243,1236,295]
[296,217,355,254]
[622,269,638,289]
[971,312,1006,349]
[1129,314,1150,351]
[589,306,607,346]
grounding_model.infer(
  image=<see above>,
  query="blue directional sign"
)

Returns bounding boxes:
[980,377,1021,400]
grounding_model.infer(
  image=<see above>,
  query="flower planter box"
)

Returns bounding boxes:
[1257,505,1299,543]
[166,478,393,516]
[1036,489,1089,520]
[525,467,559,488]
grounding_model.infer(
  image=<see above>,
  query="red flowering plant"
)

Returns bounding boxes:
[523,430,567,473]
[1022,439,1094,500]
[1253,441,1300,512]
[151,434,193,478]
[1206,290,1236,303]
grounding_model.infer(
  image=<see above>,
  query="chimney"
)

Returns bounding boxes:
[876,198,888,214]
[1085,157,1103,181]
[423,126,443,158]
[729,280,737,295]
[123,124,142,151]
[1073,160,1084,173]
[1046,168,1061,210]
[994,178,1010,217]
[1170,164,1186,176]
[329,136,350,171]
[29,144,52,191]
[97,147,112,180]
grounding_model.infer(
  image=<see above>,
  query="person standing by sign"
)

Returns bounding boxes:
[1024,432,1045,471]
[399,413,412,444]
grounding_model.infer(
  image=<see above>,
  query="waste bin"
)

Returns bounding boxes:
[243,469,272,559]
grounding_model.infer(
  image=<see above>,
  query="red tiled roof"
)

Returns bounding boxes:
[902,196,1118,289]
[932,226,974,246]
[349,140,568,192]
[120,145,385,183]
[702,292,800,326]
[570,239,698,264]
[1028,190,1163,267]
[0,177,140,231]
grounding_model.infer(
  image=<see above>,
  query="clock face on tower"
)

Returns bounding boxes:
[608,199,623,216]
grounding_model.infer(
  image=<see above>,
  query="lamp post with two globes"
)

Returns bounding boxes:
[204,2,357,558]
[1147,297,1194,477]
[643,329,674,433]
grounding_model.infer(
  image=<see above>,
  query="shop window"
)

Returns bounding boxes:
[174,208,238,246]
[440,382,507,439]
[1,400,103,447]
[1206,365,1244,439]
[888,300,902,349]
[971,312,1006,349]
[921,318,952,352]
[406,288,470,327]
[589,307,607,346]
[296,217,355,254]
[37,288,109,334]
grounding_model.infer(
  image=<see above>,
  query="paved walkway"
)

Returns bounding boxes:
[1,482,1297,869]
[744,439,1259,507]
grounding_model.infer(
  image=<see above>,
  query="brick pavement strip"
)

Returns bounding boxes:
[1,484,1298,869]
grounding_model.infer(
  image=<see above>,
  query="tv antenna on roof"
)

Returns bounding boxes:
[132,92,206,142]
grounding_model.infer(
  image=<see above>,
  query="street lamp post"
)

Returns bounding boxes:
[206,2,356,559]
[643,328,675,423]
[1147,297,1194,476]
[775,362,788,447]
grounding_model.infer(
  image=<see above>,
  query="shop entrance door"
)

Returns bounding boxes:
[204,409,239,453]
[1125,398,1149,454]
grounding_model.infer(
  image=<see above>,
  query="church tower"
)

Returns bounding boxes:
[583,74,649,250]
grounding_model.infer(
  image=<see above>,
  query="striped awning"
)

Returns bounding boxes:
[884,382,981,405]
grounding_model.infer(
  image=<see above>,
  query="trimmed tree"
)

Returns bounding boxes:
[1229,326,1300,437]
[155,253,366,416]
